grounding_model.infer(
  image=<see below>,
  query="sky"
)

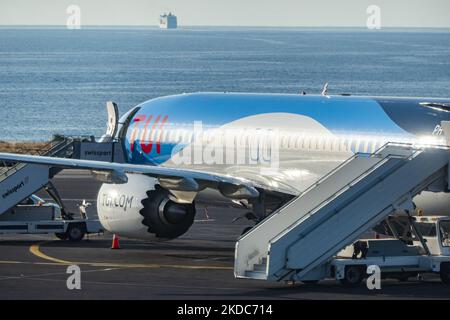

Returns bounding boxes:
[0,0,449,28]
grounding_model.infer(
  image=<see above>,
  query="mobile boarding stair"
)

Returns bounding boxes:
[0,101,124,217]
[234,142,450,282]
[0,137,76,215]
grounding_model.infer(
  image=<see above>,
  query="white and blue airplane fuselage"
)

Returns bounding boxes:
[3,92,450,240]
[123,93,448,190]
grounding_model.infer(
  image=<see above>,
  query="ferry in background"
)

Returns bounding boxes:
[159,12,177,29]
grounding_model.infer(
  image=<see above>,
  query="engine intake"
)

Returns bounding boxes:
[141,185,196,239]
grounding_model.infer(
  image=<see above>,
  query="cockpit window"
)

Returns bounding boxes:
[420,102,450,113]
[416,222,437,237]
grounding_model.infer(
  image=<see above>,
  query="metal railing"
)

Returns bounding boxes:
[235,142,435,277]
[0,137,76,182]
[268,143,420,246]
[237,142,420,245]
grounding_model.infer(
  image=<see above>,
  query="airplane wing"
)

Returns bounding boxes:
[0,152,261,200]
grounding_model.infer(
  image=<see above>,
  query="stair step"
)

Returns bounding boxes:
[253,263,267,272]
[244,270,267,280]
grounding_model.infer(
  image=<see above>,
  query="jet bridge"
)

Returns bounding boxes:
[234,142,450,282]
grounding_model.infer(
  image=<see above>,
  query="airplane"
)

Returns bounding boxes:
[1,92,450,241]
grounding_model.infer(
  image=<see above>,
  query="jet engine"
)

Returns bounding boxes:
[97,174,196,240]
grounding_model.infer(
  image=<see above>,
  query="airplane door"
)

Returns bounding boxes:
[99,101,119,142]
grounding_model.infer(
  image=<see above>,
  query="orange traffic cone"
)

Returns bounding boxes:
[111,234,120,249]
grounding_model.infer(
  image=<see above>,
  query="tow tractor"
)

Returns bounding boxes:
[328,214,450,286]
[0,192,103,242]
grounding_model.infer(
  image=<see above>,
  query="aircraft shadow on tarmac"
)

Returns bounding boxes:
[0,238,234,253]
[161,279,450,300]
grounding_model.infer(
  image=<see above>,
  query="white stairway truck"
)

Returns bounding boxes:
[234,143,450,283]
[0,102,119,241]
[0,137,119,241]
[0,101,122,217]
[0,138,75,215]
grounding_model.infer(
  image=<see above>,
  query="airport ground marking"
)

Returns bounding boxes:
[29,241,233,270]
[0,260,70,266]
[0,260,25,265]
[0,267,125,282]
[30,242,73,264]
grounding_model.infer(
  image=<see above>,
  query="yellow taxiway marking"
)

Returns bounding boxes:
[29,242,73,265]
[29,242,233,270]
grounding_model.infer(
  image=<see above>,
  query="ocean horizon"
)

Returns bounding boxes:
[1,27,449,141]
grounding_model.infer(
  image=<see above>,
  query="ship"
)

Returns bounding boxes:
[159,12,177,29]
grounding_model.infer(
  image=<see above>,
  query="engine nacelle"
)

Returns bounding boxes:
[97,174,196,240]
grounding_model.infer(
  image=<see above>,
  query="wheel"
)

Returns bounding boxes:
[67,223,86,242]
[440,263,450,284]
[55,232,68,240]
[340,265,364,287]
[301,280,319,285]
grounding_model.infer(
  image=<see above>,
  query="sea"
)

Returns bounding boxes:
[0,26,449,141]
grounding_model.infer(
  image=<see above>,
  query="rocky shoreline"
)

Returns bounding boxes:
[0,141,49,154]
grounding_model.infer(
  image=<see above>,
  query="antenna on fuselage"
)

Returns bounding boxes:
[321,82,329,96]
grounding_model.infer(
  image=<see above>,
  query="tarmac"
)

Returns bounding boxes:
[0,170,449,300]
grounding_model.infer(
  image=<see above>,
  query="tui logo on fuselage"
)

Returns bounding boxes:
[129,114,169,154]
